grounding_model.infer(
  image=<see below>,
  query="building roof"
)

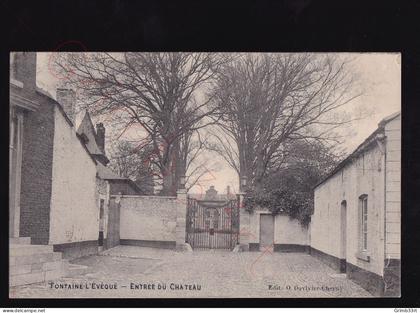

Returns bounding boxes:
[96,162,127,180]
[74,109,104,155]
[378,111,401,128]
[74,109,86,131]
[188,193,237,201]
[96,163,144,194]
[36,86,55,99]
[313,111,401,190]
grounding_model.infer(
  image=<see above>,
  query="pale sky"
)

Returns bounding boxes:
[36,53,401,195]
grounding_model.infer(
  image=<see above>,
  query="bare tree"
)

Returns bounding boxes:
[179,129,218,192]
[208,53,361,190]
[108,140,155,194]
[53,52,228,195]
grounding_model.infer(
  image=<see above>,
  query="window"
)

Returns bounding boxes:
[359,195,368,251]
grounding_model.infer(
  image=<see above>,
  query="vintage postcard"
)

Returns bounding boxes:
[9,52,401,298]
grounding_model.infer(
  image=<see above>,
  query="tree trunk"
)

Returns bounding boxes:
[161,170,174,196]
[160,138,182,196]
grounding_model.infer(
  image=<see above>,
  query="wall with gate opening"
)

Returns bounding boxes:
[242,208,310,252]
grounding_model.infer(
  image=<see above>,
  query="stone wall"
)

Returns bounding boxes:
[274,214,309,251]
[19,95,55,245]
[49,106,99,257]
[119,195,180,247]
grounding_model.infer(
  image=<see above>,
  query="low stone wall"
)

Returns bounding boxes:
[118,194,186,249]
[274,214,309,251]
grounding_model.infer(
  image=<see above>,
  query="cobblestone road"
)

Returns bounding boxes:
[10,246,372,298]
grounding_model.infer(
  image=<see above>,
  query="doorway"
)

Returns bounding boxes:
[340,200,347,273]
[260,214,274,251]
[9,110,23,238]
[98,198,105,250]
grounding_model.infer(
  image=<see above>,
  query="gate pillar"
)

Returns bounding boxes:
[175,189,190,251]
[238,192,250,251]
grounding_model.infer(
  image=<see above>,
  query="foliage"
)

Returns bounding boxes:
[243,140,342,226]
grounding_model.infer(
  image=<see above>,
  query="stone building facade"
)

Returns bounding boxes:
[311,112,401,297]
[10,52,100,260]
[9,52,102,286]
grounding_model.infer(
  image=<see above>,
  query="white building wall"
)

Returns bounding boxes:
[312,144,386,276]
[312,173,343,258]
[49,108,98,245]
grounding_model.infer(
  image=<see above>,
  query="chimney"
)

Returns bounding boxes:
[56,88,76,123]
[226,185,230,195]
[11,52,37,91]
[96,123,106,153]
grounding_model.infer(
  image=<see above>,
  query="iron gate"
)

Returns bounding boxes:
[186,197,240,250]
